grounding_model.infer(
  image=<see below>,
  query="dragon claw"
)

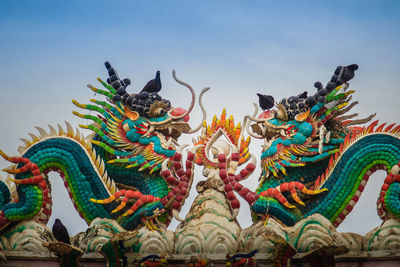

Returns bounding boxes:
[141,209,162,232]
[3,169,20,174]
[148,219,160,232]
[8,178,21,184]
[291,192,305,206]
[144,219,151,231]
[111,200,127,214]
[122,209,133,217]
[0,150,10,161]
[313,188,328,194]
[91,189,162,229]
[289,188,306,206]
[263,214,270,226]
[260,181,328,211]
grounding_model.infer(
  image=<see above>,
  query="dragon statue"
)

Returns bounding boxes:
[0,62,208,231]
[1,62,400,266]
[248,64,400,227]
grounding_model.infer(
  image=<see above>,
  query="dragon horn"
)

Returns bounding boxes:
[246,103,270,123]
[187,87,210,134]
[148,71,199,127]
[168,70,196,120]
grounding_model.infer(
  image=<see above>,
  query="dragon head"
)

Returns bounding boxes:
[247,64,375,181]
[73,62,208,173]
[248,65,381,226]
[248,105,317,178]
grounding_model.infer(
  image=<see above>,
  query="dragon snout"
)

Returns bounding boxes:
[171,107,190,122]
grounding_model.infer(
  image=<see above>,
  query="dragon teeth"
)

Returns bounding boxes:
[165,138,173,147]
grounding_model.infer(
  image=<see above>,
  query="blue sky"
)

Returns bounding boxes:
[1,1,400,235]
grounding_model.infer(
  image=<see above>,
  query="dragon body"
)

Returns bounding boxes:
[249,65,400,227]
[0,62,206,231]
